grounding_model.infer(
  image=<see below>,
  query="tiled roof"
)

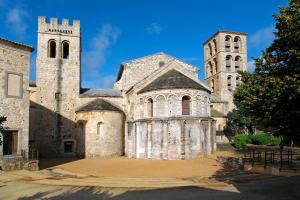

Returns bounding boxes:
[80,88,122,97]
[0,37,34,52]
[76,99,123,113]
[138,69,210,94]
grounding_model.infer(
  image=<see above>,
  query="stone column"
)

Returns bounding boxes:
[180,120,185,159]
[162,121,168,159]
[147,122,152,158]
[136,122,140,159]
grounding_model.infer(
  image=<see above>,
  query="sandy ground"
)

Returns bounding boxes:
[40,151,238,178]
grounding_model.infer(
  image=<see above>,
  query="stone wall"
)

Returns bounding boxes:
[127,118,215,160]
[0,41,32,155]
[76,110,124,157]
[115,53,199,92]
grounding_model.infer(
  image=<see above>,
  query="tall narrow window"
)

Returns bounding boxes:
[48,40,56,58]
[211,79,215,93]
[97,122,103,135]
[213,39,217,54]
[225,35,231,52]
[62,41,69,59]
[234,36,241,53]
[213,58,218,73]
[182,96,191,115]
[209,62,213,76]
[226,55,231,72]
[147,98,153,117]
[208,43,212,56]
[235,56,241,72]
[227,76,232,91]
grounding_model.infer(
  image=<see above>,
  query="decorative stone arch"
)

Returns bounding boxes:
[208,61,213,76]
[195,95,203,116]
[48,39,57,58]
[213,58,218,73]
[145,97,154,117]
[155,94,167,117]
[213,39,217,54]
[168,94,180,117]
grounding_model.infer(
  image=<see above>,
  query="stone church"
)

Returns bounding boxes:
[1,16,247,160]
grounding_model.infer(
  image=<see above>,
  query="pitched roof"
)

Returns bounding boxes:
[76,99,123,113]
[0,37,34,52]
[80,88,122,97]
[137,69,210,94]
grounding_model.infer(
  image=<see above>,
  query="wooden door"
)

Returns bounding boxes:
[12,131,18,154]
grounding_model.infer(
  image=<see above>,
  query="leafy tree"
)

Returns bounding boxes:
[226,109,255,135]
[0,116,7,145]
[233,0,300,143]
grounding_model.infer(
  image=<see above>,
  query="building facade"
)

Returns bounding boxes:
[203,31,248,135]
[2,16,248,159]
[0,38,34,157]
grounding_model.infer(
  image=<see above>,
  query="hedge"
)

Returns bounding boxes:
[233,133,284,149]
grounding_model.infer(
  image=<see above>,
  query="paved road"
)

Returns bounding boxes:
[1,176,300,200]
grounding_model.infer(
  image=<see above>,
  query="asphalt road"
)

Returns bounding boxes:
[1,175,300,200]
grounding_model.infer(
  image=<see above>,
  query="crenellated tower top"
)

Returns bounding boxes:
[38,16,80,36]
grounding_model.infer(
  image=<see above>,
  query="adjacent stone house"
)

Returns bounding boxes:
[0,38,34,157]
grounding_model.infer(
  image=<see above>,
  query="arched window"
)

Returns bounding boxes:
[62,41,69,59]
[147,98,153,117]
[225,35,231,52]
[227,76,232,91]
[235,56,241,72]
[213,58,218,73]
[234,36,241,53]
[213,39,217,54]
[211,79,215,93]
[208,43,212,56]
[208,62,213,76]
[48,40,56,58]
[182,96,191,115]
[226,55,232,72]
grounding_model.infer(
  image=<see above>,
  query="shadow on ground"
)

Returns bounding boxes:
[17,175,300,200]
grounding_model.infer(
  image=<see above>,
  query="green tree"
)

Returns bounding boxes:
[0,116,7,145]
[233,0,300,143]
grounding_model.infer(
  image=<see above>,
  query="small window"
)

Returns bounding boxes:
[182,96,191,115]
[236,76,241,86]
[64,141,74,153]
[227,76,232,91]
[208,43,213,56]
[6,73,22,98]
[225,35,231,52]
[213,39,217,54]
[226,55,231,72]
[62,41,69,59]
[48,40,56,58]
[159,61,165,67]
[147,98,153,117]
[97,122,103,135]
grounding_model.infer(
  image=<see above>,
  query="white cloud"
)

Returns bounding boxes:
[83,24,120,77]
[146,22,162,34]
[247,60,255,72]
[99,75,116,88]
[249,25,275,49]
[6,7,29,37]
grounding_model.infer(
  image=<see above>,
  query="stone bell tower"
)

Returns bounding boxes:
[35,16,81,157]
[203,30,247,113]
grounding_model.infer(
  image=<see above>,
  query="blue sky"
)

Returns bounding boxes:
[0,0,288,88]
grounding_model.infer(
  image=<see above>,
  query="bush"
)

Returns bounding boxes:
[234,134,252,149]
[233,133,284,149]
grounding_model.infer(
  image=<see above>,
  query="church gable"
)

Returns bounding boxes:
[137,69,210,94]
[115,52,198,91]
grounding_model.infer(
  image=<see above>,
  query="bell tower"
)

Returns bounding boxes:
[35,16,81,156]
[203,30,247,113]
